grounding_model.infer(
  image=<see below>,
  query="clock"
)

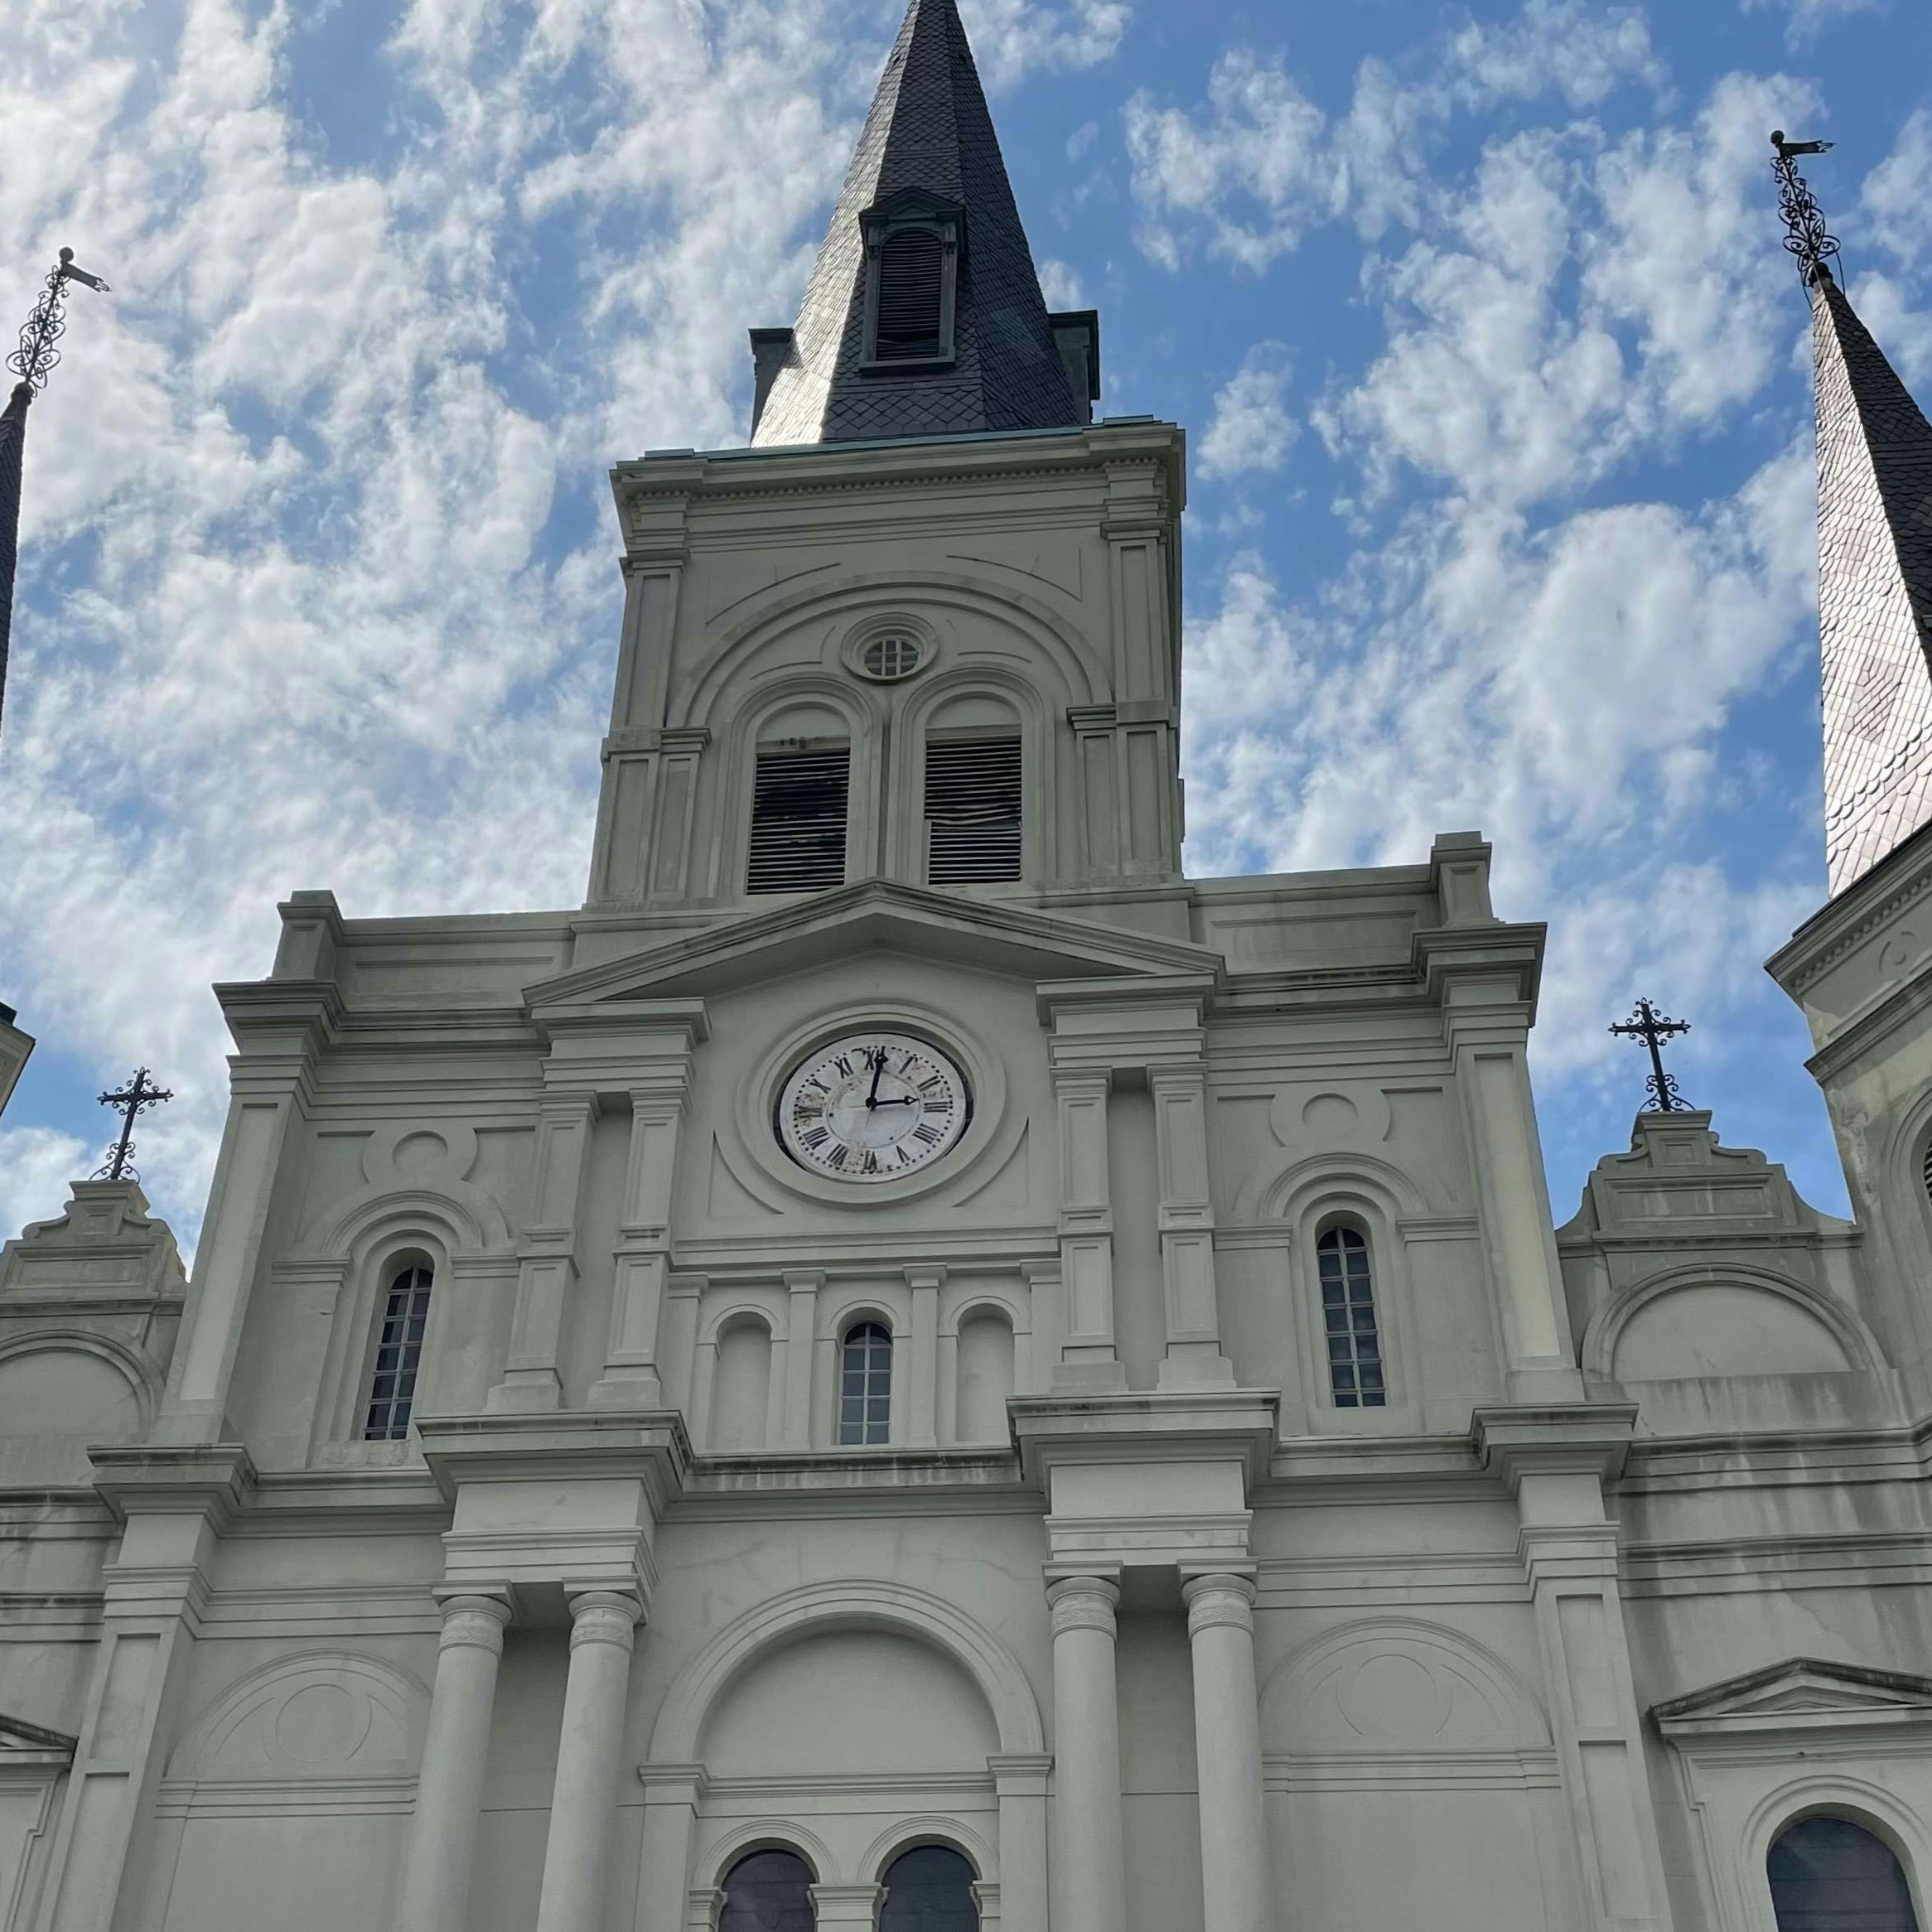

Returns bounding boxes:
[777,1031,970,1183]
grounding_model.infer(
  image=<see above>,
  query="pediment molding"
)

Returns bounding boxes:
[0,1712,77,1764]
[529,881,1223,1011]
[1653,1658,1932,1743]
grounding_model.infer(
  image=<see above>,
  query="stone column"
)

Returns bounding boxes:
[635,1765,708,1932]
[1182,1574,1270,1932]
[780,1271,820,1449]
[1046,1574,1127,1932]
[534,1591,642,1932]
[904,1264,944,1449]
[493,1094,599,1412]
[1051,1071,1123,1390]
[1152,1064,1233,1389]
[397,1591,513,1932]
[988,1752,1052,1932]
[593,1075,690,1408]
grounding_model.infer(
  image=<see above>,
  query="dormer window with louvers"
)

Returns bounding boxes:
[860,190,961,373]
[747,741,851,894]
[925,734,1022,885]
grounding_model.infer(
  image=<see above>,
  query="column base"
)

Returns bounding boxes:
[587,1370,664,1409]
[485,1369,563,1413]
[1157,1348,1236,1391]
[1050,1356,1129,1393]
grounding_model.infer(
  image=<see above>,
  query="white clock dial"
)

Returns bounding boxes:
[778,1032,970,1183]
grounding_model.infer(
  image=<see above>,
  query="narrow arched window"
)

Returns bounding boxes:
[1316,1224,1385,1409]
[881,1844,978,1931]
[721,1848,816,1932]
[1769,1815,1921,1931]
[838,1321,892,1446]
[362,1259,433,1440]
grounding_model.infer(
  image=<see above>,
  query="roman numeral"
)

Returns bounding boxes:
[923,1100,949,1114]
[899,1053,917,1075]
[914,1123,942,1146]
[833,1055,853,1078]
[918,1075,941,1094]
[860,1149,878,1173]
[826,1144,848,1168]
[802,1127,830,1149]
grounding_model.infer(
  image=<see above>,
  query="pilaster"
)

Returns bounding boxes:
[781,1271,822,1449]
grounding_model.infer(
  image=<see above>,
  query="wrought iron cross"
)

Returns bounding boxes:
[1609,999,1692,1114]
[7,248,111,396]
[94,1066,172,1182]
[1770,131,1842,283]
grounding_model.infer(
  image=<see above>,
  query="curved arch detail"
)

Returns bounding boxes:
[0,1328,161,1426]
[860,1816,994,1884]
[649,1579,1044,1762]
[308,1181,512,1263]
[707,1821,836,1888]
[1238,1149,1430,1227]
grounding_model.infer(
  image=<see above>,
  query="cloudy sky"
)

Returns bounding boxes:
[2,0,1930,1252]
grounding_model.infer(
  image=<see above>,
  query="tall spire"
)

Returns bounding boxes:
[1774,135,1932,894]
[750,0,1089,447]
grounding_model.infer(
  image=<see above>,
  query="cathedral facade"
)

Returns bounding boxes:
[6,9,1932,1931]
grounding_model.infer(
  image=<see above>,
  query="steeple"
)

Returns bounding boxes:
[748,0,1094,448]
[1775,135,1932,894]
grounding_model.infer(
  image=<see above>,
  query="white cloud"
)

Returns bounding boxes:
[959,0,1132,89]
[1860,109,1932,271]
[0,1128,93,1250]
[1197,343,1297,481]
[1741,0,1884,50]
[1846,271,1932,391]
[1037,257,1086,309]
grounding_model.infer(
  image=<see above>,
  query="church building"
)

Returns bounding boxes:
[7,9,1932,1930]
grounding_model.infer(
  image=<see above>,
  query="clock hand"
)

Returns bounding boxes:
[865,1049,885,1108]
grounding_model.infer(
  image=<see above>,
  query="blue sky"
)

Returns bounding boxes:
[2,0,1930,1251]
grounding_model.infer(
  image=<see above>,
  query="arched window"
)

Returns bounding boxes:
[1769,1815,1921,1931]
[925,735,1022,884]
[362,1258,433,1440]
[721,1848,816,1932]
[1316,1223,1385,1409]
[838,1321,892,1446]
[880,1845,978,1931]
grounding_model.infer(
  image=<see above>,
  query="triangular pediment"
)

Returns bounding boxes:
[862,185,964,227]
[529,880,1221,1011]
[0,1712,77,1757]
[1653,1658,1932,1741]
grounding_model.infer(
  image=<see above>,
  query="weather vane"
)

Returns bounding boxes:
[1770,131,1842,284]
[93,1067,172,1183]
[1610,999,1693,1114]
[7,248,110,396]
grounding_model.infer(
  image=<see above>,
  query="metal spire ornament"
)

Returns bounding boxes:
[92,1066,172,1184]
[1,246,111,747]
[1609,999,1693,1114]
[1770,131,1842,284]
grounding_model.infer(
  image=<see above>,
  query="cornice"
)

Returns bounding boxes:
[1767,824,1932,995]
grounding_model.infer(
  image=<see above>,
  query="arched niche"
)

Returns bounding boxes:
[167,1651,428,1782]
[710,1314,776,1452]
[953,1305,1016,1444]
[1261,1616,1550,1756]
[0,1333,152,1442]
[650,1578,1044,1764]
[1583,1265,1876,1383]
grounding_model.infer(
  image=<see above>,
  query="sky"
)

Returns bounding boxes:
[2,0,1930,1255]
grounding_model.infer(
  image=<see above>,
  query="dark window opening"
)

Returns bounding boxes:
[363,1261,432,1440]
[1317,1224,1386,1409]
[721,1849,816,1932]
[1769,1815,1921,1931]
[747,743,849,894]
[881,1845,978,1931]
[874,229,946,361]
[925,736,1022,885]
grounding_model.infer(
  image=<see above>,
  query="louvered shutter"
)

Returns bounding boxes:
[925,736,1022,885]
[746,744,849,894]
[874,229,945,360]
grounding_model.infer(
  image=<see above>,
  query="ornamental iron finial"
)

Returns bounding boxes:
[1770,131,1842,284]
[93,1067,172,1183]
[1609,999,1693,1114]
[7,248,111,396]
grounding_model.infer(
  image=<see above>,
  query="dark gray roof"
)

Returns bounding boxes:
[751,0,1080,447]
[1811,267,1932,894]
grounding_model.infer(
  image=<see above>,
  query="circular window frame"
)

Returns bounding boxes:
[842,616,938,684]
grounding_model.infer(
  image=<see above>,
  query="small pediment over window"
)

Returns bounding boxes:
[1653,1658,1932,1742]
[859,189,964,373]
[0,1712,77,1762]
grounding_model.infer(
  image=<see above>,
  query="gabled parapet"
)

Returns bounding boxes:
[1556,1111,1886,1430]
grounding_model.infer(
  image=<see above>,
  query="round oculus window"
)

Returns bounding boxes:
[858,635,925,681]
[777,1031,969,1181]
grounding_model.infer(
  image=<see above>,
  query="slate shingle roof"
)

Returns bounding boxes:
[1812,268,1932,895]
[751,0,1080,447]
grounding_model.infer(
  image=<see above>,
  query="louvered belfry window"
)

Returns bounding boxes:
[874,228,946,361]
[925,735,1022,884]
[747,743,850,894]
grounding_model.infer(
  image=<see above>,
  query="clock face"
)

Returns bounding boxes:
[777,1032,970,1183]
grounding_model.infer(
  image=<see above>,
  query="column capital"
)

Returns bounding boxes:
[433,1590,514,1654]
[1046,1572,1119,1636]
[567,1588,643,1653]
[1181,1571,1257,1635]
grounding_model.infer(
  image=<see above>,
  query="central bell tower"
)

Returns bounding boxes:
[583,0,1181,924]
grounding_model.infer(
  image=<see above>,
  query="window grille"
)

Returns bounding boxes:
[1922,1136,1932,1207]
[721,1849,816,1932]
[363,1261,432,1440]
[925,735,1022,885]
[860,634,924,680]
[1768,1815,1922,1931]
[874,229,945,360]
[747,743,850,895]
[1316,1225,1385,1408]
[838,1321,892,1446]
[881,1846,978,1932]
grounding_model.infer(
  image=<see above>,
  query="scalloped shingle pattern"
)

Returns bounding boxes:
[751,0,1079,448]
[1814,272,1932,895]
